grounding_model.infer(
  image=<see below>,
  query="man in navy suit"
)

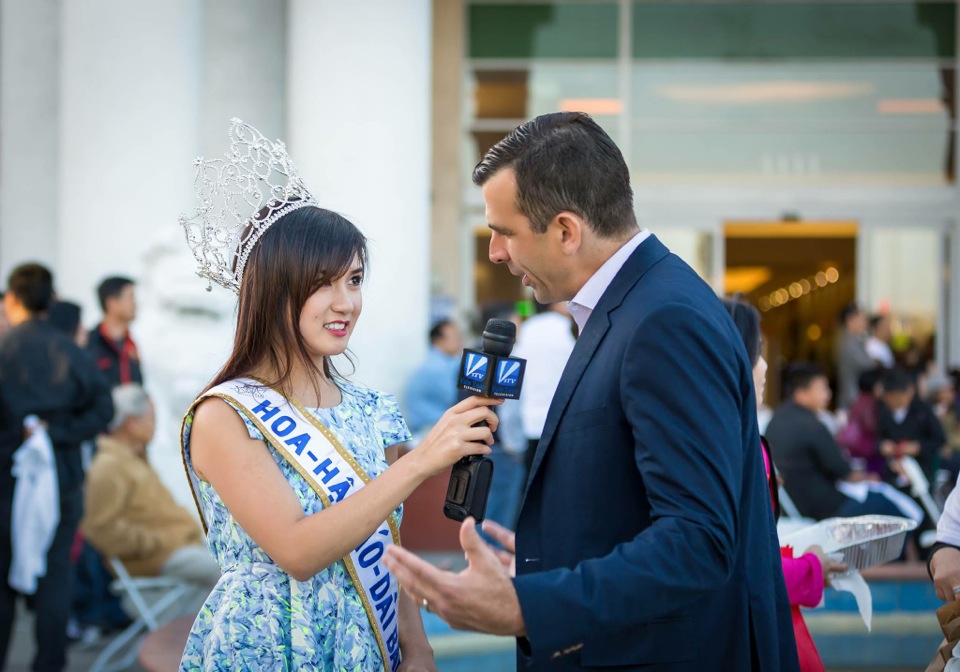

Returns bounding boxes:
[385,112,799,671]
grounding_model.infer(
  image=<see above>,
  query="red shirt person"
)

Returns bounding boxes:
[86,276,143,387]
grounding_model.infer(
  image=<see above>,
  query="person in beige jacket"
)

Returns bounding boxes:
[82,384,220,588]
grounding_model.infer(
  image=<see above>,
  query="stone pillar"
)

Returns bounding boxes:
[58,0,204,319]
[431,0,465,320]
[288,0,432,398]
[200,0,287,151]
[0,0,61,281]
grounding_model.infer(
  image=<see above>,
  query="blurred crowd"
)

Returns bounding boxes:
[1,256,956,669]
[404,298,960,557]
[767,302,957,544]
[0,263,218,672]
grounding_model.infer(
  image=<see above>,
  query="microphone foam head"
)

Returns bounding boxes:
[481,319,516,357]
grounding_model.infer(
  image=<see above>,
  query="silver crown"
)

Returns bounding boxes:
[179,118,318,294]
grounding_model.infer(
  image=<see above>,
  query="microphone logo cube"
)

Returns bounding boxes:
[464,353,489,382]
[457,350,525,399]
[490,356,525,399]
[496,360,520,386]
[458,349,493,395]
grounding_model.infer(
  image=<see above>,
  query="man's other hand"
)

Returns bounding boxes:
[384,517,526,637]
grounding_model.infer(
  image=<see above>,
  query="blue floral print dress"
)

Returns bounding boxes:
[179,380,411,671]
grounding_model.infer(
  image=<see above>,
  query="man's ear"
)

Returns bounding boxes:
[553,212,585,255]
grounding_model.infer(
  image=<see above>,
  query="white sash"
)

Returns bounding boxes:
[182,378,401,672]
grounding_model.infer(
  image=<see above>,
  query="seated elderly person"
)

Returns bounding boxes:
[81,384,219,589]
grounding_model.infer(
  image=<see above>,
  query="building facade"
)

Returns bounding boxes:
[0,2,958,494]
[434,0,960,389]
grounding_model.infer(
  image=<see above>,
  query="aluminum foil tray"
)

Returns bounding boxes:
[815,515,918,571]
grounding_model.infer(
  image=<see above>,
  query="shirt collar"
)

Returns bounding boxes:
[567,229,650,333]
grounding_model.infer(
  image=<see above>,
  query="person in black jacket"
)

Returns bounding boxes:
[767,362,901,521]
[878,367,946,482]
[0,263,113,672]
[86,276,143,387]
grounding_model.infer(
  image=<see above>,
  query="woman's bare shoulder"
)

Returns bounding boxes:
[192,395,247,431]
[190,396,260,479]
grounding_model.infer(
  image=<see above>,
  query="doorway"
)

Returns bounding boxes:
[724,221,858,405]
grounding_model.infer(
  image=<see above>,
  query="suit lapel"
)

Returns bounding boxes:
[523,235,671,493]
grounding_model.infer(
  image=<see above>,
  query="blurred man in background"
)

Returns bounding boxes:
[0,263,113,672]
[87,276,142,387]
[82,385,219,598]
[404,319,462,437]
[512,301,575,482]
[878,367,946,484]
[836,303,874,410]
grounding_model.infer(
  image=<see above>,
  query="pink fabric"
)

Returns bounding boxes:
[781,547,827,672]
[781,550,824,607]
[765,439,826,672]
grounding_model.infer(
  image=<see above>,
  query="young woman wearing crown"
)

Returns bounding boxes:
[177,120,500,671]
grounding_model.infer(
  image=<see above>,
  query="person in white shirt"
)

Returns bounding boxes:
[865,314,895,369]
[930,476,960,602]
[512,302,576,480]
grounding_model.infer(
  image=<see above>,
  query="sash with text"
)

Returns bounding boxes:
[182,378,402,671]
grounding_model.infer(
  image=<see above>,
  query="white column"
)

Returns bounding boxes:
[288,0,432,398]
[59,0,204,319]
[0,0,60,281]
[951,219,960,367]
[201,0,287,152]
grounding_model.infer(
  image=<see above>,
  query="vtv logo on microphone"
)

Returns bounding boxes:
[463,353,489,382]
[496,359,520,387]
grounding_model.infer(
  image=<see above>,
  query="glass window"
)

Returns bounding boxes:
[632,2,955,60]
[631,129,949,186]
[469,3,620,59]
[466,63,621,171]
[631,61,953,185]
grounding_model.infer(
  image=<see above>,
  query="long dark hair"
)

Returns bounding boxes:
[721,296,761,367]
[206,206,368,404]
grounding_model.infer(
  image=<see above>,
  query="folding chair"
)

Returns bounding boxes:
[88,558,194,672]
[898,455,942,548]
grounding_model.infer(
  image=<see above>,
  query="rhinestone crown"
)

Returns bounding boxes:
[179,119,318,294]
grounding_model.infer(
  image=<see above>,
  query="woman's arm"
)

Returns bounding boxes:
[783,544,846,607]
[191,395,500,581]
[396,587,435,671]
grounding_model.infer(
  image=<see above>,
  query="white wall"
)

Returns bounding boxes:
[58,0,204,318]
[0,0,61,280]
[287,0,433,400]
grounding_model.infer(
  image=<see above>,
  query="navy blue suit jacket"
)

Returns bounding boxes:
[512,236,799,671]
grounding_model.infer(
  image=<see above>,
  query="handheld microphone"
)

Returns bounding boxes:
[443,319,526,523]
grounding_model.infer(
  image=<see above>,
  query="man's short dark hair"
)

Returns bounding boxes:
[783,362,826,399]
[869,314,887,332]
[838,302,861,326]
[881,367,914,394]
[472,112,636,239]
[857,368,883,393]
[429,320,452,344]
[7,263,54,314]
[97,276,134,311]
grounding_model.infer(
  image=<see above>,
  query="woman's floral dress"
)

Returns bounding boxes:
[179,380,411,671]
